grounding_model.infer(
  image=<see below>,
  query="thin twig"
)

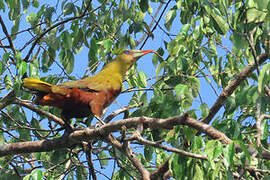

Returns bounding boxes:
[131,132,207,160]
[0,16,16,54]
[140,0,172,49]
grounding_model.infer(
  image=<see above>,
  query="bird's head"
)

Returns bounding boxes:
[117,49,153,70]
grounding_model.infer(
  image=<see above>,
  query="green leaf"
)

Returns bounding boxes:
[139,0,149,13]
[31,169,43,180]
[230,33,248,50]
[63,2,75,15]
[22,0,30,14]
[235,140,251,163]
[18,61,28,76]
[246,8,267,23]
[0,131,5,144]
[51,150,68,164]
[194,164,204,179]
[255,0,269,10]
[62,31,72,49]
[144,145,153,161]
[0,61,3,75]
[0,0,5,11]
[261,117,269,140]
[32,0,39,7]
[76,166,87,180]
[258,63,270,93]
[14,78,23,97]
[26,13,38,26]
[137,71,147,88]
[4,75,12,90]
[8,0,20,20]
[31,118,41,129]
[181,24,191,35]
[103,39,113,53]
[169,154,182,178]
[205,6,229,35]
[224,142,235,169]
[44,7,55,21]
[156,61,166,76]
[99,151,108,166]
[206,140,217,169]
[59,49,74,74]
[176,0,182,9]
[165,9,177,30]
[200,103,209,119]
[224,96,236,115]
[11,16,20,40]
[23,174,31,180]
[175,84,189,100]
[152,53,158,66]
[29,62,39,77]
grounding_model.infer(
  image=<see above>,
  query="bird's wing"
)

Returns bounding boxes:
[59,70,123,92]
[59,77,110,92]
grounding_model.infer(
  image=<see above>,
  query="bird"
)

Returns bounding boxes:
[22,49,153,127]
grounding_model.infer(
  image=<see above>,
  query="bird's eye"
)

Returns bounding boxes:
[123,51,131,54]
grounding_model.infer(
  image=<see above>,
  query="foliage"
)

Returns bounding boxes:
[0,0,269,179]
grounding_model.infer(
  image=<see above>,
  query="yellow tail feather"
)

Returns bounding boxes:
[22,78,52,93]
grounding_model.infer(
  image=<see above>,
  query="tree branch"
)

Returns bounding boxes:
[14,98,66,127]
[0,16,16,54]
[0,90,16,110]
[140,0,172,49]
[256,114,270,155]
[1,113,269,160]
[131,132,207,160]
[0,114,188,157]
[203,53,269,124]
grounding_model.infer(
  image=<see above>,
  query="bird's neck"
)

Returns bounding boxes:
[102,59,130,78]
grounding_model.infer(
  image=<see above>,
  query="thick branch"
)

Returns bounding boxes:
[0,114,188,157]
[203,53,269,124]
[0,90,16,110]
[1,113,269,160]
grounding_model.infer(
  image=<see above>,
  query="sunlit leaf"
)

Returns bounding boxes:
[258,63,270,93]
[165,9,177,30]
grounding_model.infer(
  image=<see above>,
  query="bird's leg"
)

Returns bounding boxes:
[61,113,74,134]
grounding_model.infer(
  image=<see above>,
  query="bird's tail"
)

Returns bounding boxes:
[22,78,52,93]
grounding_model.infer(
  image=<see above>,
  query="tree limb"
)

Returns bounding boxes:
[0,90,16,110]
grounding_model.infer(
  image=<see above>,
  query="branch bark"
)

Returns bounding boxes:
[0,114,187,157]
[0,90,16,110]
